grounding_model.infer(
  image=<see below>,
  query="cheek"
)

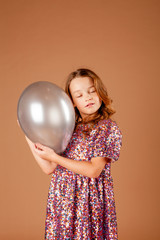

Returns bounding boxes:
[72,96,78,106]
[72,98,82,108]
[94,95,101,104]
[76,99,83,108]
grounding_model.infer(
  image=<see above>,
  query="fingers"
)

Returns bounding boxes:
[25,136,32,144]
[35,143,45,151]
[25,135,29,141]
[35,143,52,151]
[34,144,46,157]
[17,119,20,127]
[35,143,43,148]
[25,136,37,152]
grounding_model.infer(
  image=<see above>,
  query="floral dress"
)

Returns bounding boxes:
[45,118,122,240]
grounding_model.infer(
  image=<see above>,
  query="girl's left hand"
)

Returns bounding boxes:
[34,143,58,162]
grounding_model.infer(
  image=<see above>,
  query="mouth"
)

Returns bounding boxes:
[85,103,94,108]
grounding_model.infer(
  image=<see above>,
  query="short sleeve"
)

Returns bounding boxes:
[92,120,122,163]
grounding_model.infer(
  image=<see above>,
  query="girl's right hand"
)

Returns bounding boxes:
[25,136,35,150]
[17,119,20,127]
[17,120,57,174]
[25,136,57,175]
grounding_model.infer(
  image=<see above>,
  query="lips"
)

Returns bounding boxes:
[85,103,94,108]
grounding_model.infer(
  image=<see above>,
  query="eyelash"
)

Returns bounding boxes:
[75,89,96,98]
[76,95,82,98]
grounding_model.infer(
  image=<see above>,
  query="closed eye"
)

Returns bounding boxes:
[89,88,96,93]
[75,94,82,98]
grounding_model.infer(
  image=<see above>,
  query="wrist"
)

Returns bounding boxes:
[51,152,61,163]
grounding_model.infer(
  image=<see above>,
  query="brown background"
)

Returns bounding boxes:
[0,0,159,239]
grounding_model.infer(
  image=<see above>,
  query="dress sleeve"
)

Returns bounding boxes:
[92,120,122,163]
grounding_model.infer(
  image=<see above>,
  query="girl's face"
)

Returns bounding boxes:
[69,77,102,120]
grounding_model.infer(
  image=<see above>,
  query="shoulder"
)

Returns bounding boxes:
[91,118,122,138]
[97,118,120,131]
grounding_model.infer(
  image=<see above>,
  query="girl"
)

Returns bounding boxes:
[26,68,122,239]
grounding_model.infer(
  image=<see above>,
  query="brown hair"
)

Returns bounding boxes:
[65,68,116,130]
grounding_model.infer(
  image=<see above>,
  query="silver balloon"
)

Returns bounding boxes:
[17,81,75,153]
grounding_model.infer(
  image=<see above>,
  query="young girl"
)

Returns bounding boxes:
[26,68,122,239]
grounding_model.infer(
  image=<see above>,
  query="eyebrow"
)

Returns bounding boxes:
[73,85,95,93]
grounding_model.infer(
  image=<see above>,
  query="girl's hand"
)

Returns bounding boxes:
[25,136,56,162]
[25,136,58,174]
[34,143,58,162]
[17,119,20,127]
[25,135,34,146]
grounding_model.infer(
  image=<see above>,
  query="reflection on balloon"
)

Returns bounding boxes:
[30,103,44,123]
[17,81,75,153]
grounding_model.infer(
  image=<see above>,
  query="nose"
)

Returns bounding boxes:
[85,93,93,101]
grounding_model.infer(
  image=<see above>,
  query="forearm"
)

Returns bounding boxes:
[34,143,108,178]
[52,155,97,178]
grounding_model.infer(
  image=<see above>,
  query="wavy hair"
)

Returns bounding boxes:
[65,68,116,130]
